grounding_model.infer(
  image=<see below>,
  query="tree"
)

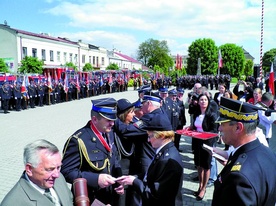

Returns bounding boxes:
[187,38,218,75]
[137,38,173,70]
[0,58,9,73]
[106,63,119,70]
[244,59,254,77]
[219,44,245,77]
[82,63,93,71]
[65,62,78,71]
[262,48,276,73]
[18,56,44,74]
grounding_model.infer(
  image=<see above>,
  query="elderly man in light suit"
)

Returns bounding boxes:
[1,139,73,206]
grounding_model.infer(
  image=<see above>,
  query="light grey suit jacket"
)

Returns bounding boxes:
[0,172,73,206]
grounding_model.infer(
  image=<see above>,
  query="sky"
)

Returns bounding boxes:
[1,0,275,64]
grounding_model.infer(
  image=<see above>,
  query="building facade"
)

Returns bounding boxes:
[0,24,142,73]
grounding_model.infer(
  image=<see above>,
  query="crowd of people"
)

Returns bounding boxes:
[1,73,276,206]
[0,76,129,114]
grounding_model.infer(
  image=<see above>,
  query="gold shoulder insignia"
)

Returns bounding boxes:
[231,164,241,172]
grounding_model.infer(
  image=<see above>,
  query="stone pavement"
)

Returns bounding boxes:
[0,85,275,205]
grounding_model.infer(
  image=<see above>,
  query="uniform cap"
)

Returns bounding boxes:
[143,91,162,103]
[177,88,184,94]
[117,98,134,114]
[138,85,151,94]
[133,99,142,108]
[159,86,168,93]
[168,89,177,96]
[216,97,263,123]
[140,113,172,131]
[91,98,117,121]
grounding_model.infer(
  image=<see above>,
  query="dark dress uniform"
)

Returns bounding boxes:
[61,98,122,205]
[28,83,36,108]
[37,83,44,106]
[212,139,276,206]
[0,82,12,113]
[131,114,183,206]
[213,97,276,206]
[13,83,22,111]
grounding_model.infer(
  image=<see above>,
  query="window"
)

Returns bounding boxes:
[82,55,85,63]
[74,54,78,64]
[32,48,37,57]
[41,49,46,61]
[96,57,99,67]
[22,47,27,58]
[64,52,67,62]
[101,57,104,66]
[57,51,60,62]
[93,56,95,65]
[89,56,91,63]
[69,53,73,62]
[50,50,54,61]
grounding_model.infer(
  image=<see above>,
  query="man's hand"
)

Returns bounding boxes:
[114,184,124,195]
[116,175,136,186]
[98,174,116,188]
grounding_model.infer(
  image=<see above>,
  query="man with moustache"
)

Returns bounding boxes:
[61,97,122,206]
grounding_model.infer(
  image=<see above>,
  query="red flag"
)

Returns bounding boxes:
[179,56,182,70]
[47,72,52,89]
[176,54,179,70]
[218,49,223,68]
[269,62,275,95]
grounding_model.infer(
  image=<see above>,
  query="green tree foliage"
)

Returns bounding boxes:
[137,38,173,70]
[65,62,78,71]
[187,38,218,75]
[106,63,119,70]
[219,44,245,77]
[262,48,276,73]
[18,56,44,74]
[244,59,254,77]
[82,63,93,71]
[0,58,9,73]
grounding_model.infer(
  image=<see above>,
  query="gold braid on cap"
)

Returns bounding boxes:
[219,107,258,122]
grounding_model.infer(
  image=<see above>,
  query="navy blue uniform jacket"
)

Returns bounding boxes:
[212,139,276,206]
[61,121,122,205]
[132,142,183,206]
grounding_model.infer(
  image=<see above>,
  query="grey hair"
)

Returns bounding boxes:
[229,121,258,134]
[23,139,59,168]
[150,100,161,108]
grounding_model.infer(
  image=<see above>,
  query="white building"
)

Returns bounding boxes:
[0,23,142,73]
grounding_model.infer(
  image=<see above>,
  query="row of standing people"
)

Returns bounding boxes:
[0,78,128,114]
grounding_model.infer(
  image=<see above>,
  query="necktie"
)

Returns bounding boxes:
[44,189,54,203]
[44,189,60,206]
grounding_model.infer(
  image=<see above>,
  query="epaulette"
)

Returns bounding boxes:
[231,153,247,172]
[133,120,143,128]
[72,132,82,139]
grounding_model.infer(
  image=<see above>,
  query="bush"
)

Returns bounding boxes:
[128,78,134,87]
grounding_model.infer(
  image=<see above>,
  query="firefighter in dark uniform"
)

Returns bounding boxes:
[28,80,36,108]
[175,88,187,151]
[13,81,22,111]
[167,89,182,151]
[37,81,44,106]
[61,98,122,206]
[212,97,276,206]
[0,81,12,114]
[116,112,183,206]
